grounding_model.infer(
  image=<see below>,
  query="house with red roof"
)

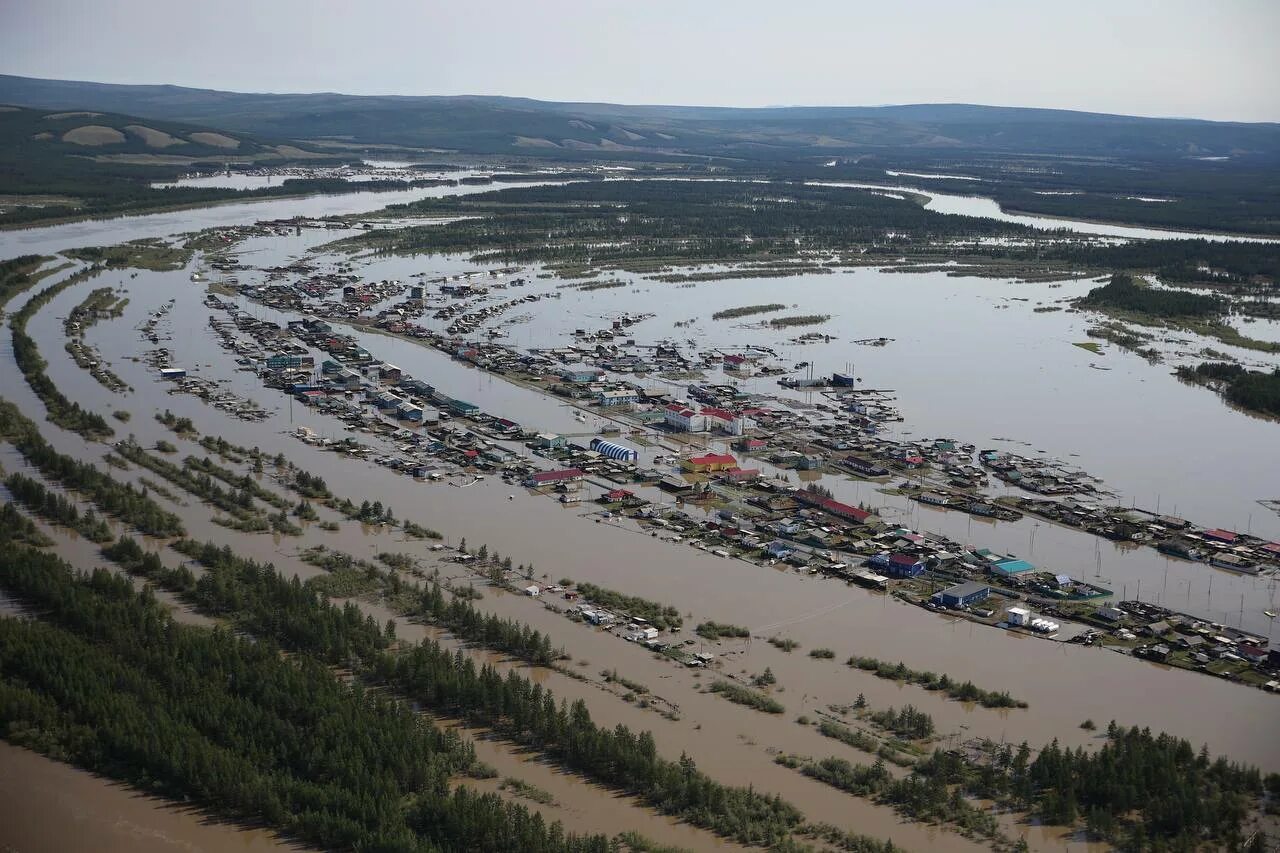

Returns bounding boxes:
[793,488,874,524]
[682,453,738,473]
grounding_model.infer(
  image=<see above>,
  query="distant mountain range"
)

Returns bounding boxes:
[3,73,1278,163]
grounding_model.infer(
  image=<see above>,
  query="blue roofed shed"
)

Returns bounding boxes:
[992,558,1035,575]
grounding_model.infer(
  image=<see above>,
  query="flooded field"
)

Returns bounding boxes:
[2,177,1278,851]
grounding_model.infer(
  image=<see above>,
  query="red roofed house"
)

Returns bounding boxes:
[664,404,708,432]
[793,488,874,524]
[1203,529,1238,544]
[682,453,738,473]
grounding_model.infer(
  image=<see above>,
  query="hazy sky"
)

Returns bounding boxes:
[2,0,1277,122]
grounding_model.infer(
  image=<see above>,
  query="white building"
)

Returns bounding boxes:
[1006,606,1032,627]
[664,404,708,432]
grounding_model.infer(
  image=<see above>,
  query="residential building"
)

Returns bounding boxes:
[524,468,585,488]
[681,453,738,473]
[934,581,991,609]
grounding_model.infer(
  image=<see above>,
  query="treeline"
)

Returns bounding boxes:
[416,580,561,665]
[5,472,113,542]
[10,267,115,439]
[298,544,562,665]
[0,254,46,311]
[0,501,53,547]
[1176,362,1280,418]
[148,538,813,847]
[0,545,622,853]
[787,720,1271,848]
[0,398,184,537]
[1078,273,1222,318]
[867,705,934,740]
[115,439,296,534]
[845,655,1027,709]
[574,582,683,630]
[779,754,1005,845]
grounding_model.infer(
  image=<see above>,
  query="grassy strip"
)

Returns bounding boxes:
[708,681,784,714]
[768,314,830,328]
[711,303,787,320]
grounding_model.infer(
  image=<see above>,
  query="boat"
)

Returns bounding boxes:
[1266,610,1277,619]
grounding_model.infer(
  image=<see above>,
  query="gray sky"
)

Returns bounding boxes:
[2,0,1277,122]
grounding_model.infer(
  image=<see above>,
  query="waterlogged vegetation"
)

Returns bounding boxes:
[114,538,820,848]
[0,546,631,853]
[336,180,1038,277]
[1078,273,1280,354]
[0,254,47,312]
[777,753,1009,848]
[711,303,787,320]
[846,655,1028,709]
[1175,362,1280,418]
[4,472,114,542]
[1079,273,1222,318]
[695,620,751,641]
[768,314,830,328]
[114,438,298,534]
[0,398,184,537]
[866,705,935,741]
[0,500,54,547]
[10,267,115,439]
[708,681,785,715]
[499,777,560,807]
[574,582,682,630]
[299,544,561,665]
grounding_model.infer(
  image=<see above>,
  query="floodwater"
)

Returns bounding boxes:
[2,182,1280,851]
[808,180,1280,243]
[0,743,295,853]
[0,174,569,258]
[7,255,1277,776]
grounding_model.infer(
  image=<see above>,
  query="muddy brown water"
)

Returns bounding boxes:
[1,207,1277,851]
[0,742,296,853]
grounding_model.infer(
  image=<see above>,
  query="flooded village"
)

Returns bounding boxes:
[2,174,1280,853]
